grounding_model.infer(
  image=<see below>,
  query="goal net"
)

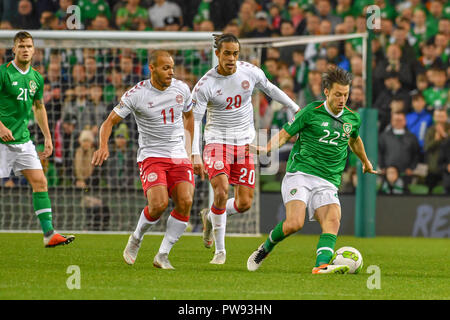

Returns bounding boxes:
[0,31,366,235]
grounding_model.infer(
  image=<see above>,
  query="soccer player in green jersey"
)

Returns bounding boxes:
[247,67,377,274]
[0,31,74,247]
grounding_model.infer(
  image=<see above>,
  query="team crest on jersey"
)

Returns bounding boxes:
[147,172,158,183]
[29,80,37,95]
[213,161,224,170]
[343,123,352,137]
[241,80,250,90]
[176,94,183,104]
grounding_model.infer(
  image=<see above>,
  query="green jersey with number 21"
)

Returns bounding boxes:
[0,61,44,145]
[283,100,361,188]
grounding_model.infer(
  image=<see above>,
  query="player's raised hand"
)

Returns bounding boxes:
[191,154,206,180]
[92,147,109,166]
[362,161,378,175]
[0,125,14,142]
[39,138,53,160]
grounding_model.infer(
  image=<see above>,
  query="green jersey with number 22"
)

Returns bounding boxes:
[283,100,361,188]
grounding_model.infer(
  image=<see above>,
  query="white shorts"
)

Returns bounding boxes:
[0,141,43,178]
[281,171,340,221]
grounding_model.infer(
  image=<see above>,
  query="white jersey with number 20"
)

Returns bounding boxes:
[191,61,299,154]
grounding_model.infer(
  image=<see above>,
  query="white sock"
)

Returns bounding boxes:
[209,210,227,254]
[226,198,239,217]
[158,214,188,254]
[133,208,159,241]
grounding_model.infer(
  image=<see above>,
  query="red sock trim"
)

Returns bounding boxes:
[211,204,226,215]
[143,206,159,222]
[170,209,190,222]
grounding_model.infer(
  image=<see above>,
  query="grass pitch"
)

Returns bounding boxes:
[0,233,448,300]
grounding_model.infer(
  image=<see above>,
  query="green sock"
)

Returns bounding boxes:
[33,192,54,236]
[263,221,288,253]
[315,233,337,267]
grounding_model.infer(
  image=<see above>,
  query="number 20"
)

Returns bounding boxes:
[239,168,255,185]
[225,95,242,110]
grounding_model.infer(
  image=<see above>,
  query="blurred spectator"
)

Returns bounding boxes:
[81,84,108,138]
[406,92,433,157]
[164,16,181,31]
[77,0,112,27]
[419,38,445,70]
[415,72,429,93]
[298,70,325,106]
[378,112,421,183]
[119,55,141,86]
[148,0,183,30]
[301,13,320,36]
[115,0,148,31]
[70,64,87,85]
[246,11,272,38]
[262,57,279,83]
[379,166,407,195]
[88,13,112,30]
[316,0,342,30]
[58,113,78,184]
[424,108,450,193]
[349,54,363,77]
[423,66,448,110]
[325,41,349,71]
[287,0,306,34]
[14,0,40,29]
[40,11,64,30]
[278,20,297,65]
[374,43,416,92]
[434,33,449,64]
[438,137,450,194]
[222,20,241,37]
[391,26,417,66]
[349,86,365,111]
[84,56,105,84]
[374,71,411,131]
[55,0,74,25]
[105,123,136,188]
[289,48,309,93]
[409,8,437,56]
[237,1,256,37]
[74,129,98,188]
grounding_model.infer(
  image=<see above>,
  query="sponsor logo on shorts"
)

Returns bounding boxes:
[290,188,297,195]
[213,161,224,170]
[147,172,158,182]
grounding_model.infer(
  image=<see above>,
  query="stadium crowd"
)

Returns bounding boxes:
[0,0,449,195]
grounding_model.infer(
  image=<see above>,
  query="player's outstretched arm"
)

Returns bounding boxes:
[33,98,52,159]
[251,128,292,155]
[348,136,378,174]
[92,110,123,166]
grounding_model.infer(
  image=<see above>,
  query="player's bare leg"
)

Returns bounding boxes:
[208,174,229,264]
[248,200,305,271]
[312,204,348,274]
[124,185,167,265]
[22,169,75,247]
[154,182,194,270]
[226,185,254,217]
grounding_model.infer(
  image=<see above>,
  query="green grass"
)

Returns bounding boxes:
[0,233,449,300]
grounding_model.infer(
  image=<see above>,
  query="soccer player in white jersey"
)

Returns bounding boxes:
[92,50,195,269]
[191,34,301,264]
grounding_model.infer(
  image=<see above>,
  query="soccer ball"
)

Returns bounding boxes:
[331,246,363,274]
